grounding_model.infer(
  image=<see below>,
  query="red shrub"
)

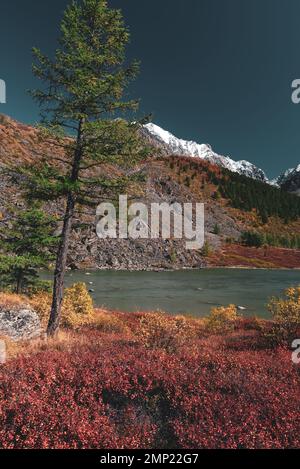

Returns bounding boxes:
[0,331,299,449]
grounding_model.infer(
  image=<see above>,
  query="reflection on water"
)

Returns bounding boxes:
[42,268,300,318]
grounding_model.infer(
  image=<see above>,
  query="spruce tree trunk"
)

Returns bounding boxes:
[16,272,23,295]
[47,120,84,337]
[47,193,75,336]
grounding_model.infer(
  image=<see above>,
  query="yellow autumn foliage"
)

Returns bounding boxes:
[206,304,238,334]
[92,310,130,334]
[135,311,197,353]
[267,286,300,343]
[30,282,95,329]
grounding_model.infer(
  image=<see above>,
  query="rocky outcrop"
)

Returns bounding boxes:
[68,235,207,271]
[0,306,41,341]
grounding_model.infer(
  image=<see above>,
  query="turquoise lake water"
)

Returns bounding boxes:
[44,269,300,318]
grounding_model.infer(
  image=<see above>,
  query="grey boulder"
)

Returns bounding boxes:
[0,307,41,341]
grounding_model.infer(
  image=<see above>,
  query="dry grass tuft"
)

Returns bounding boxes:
[90,309,131,335]
[1,330,92,361]
[0,293,29,309]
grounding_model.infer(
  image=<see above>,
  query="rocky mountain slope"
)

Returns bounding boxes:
[0,114,299,270]
[273,165,300,194]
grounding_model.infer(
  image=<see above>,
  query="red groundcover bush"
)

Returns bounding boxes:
[0,331,299,449]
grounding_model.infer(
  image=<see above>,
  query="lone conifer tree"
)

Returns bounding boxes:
[26,0,148,335]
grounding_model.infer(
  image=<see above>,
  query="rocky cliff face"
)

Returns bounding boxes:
[65,158,243,270]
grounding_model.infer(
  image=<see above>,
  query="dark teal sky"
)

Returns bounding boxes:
[1,0,300,178]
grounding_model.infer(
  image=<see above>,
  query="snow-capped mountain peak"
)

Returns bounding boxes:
[272,165,300,194]
[144,123,268,183]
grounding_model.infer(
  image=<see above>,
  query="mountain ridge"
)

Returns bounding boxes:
[0,113,298,192]
[143,122,300,192]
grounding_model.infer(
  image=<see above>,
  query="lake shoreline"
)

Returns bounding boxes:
[64,245,300,271]
[64,265,300,273]
[63,263,300,273]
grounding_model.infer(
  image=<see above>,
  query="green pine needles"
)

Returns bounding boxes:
[0,206,58,293]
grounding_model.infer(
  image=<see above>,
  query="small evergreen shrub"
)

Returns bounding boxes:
[213,224,221,235]
[202,241,211,257]
[241,231,264,248]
